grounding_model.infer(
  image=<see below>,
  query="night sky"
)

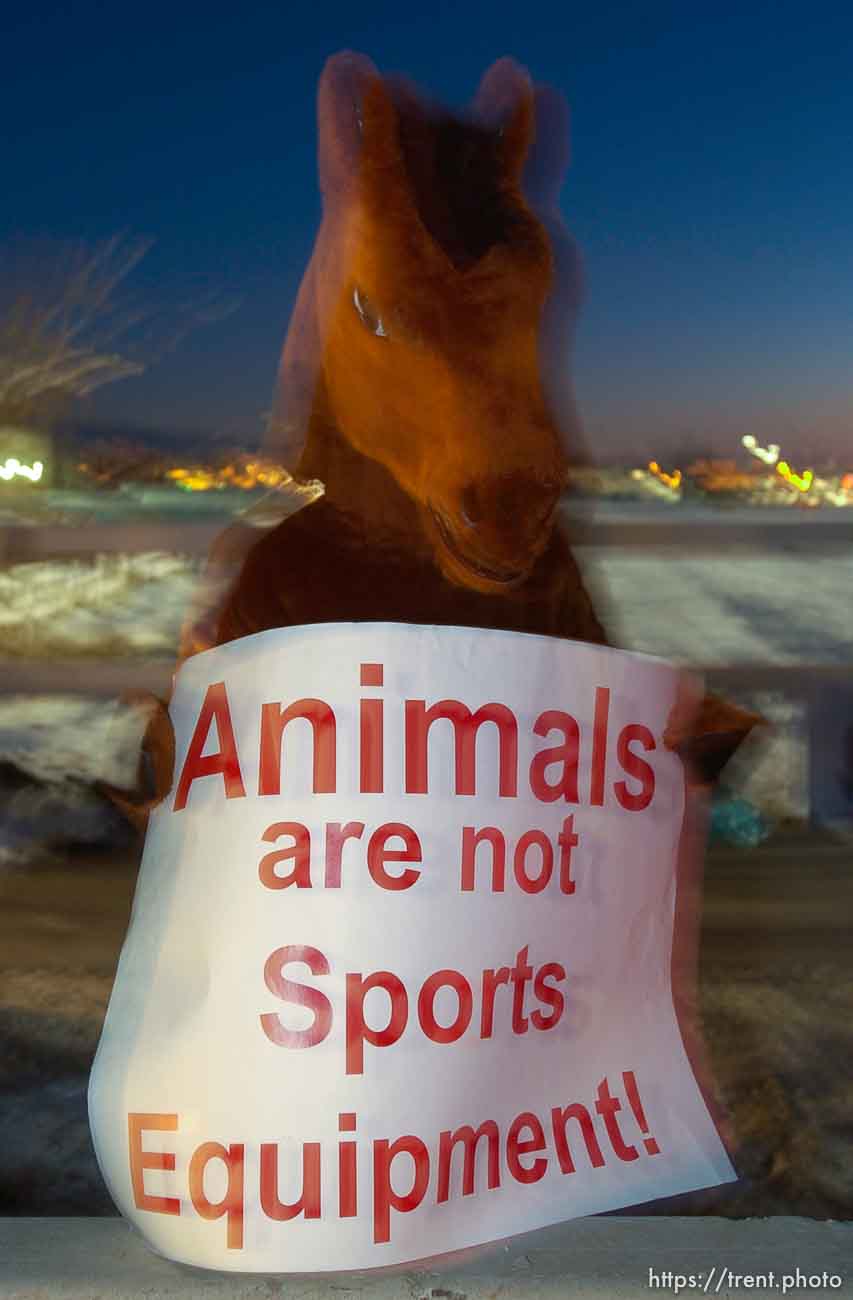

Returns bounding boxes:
[4,0,852,462]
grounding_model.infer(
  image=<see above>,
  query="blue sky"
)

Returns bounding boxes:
[4,0,852,461]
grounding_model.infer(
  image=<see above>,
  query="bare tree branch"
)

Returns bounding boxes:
[0,235,240,425]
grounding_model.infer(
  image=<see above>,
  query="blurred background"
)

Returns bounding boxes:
[0,0,850,1224]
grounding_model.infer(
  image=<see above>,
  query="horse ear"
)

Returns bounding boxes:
[356,76,432,235]
[359,75,425,222]
[317,50,380,194]
[473,57,535,185]
[523,84,571,211]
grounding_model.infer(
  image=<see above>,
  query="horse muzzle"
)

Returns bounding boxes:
[427,502,555,590]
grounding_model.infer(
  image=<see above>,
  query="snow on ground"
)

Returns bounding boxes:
[0,551,198,657]
[0,543,850,665]
[579,547,853,666]
[0,695,153,789]
[0,694,150,867]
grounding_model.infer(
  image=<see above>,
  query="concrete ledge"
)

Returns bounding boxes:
[0,1217,851,1299]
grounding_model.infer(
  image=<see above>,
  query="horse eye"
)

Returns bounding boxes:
[353,287,388,338]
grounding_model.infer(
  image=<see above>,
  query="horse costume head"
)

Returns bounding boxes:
[267,53,586,594]
[99,54,763,830]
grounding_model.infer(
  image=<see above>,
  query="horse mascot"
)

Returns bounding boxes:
[102,53,760,827]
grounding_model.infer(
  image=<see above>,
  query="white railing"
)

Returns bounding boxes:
[0,508,850,564]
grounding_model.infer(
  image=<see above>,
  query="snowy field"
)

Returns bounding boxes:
[581,546,851,667]
[0,538,850,665]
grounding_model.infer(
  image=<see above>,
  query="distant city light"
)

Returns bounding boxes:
[776,460,813,492]
[165,460,290,491]
[741,435,780,466]
[648,461,682,489]
[63,440,853,509]
[0,456,43,483]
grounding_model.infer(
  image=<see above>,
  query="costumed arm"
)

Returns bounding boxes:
[664,681,765,788]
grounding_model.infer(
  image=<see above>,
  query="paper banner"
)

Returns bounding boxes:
[89,622,733,1272]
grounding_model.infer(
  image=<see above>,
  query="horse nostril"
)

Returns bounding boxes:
[458,477,559,533]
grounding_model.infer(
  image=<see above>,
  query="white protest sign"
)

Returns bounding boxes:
[88,622,734,1273]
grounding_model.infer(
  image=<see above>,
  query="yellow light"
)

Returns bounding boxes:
[648,461,681,489]
[78,455,292,492]
[0,457,43,483]
[776,461,813,492]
